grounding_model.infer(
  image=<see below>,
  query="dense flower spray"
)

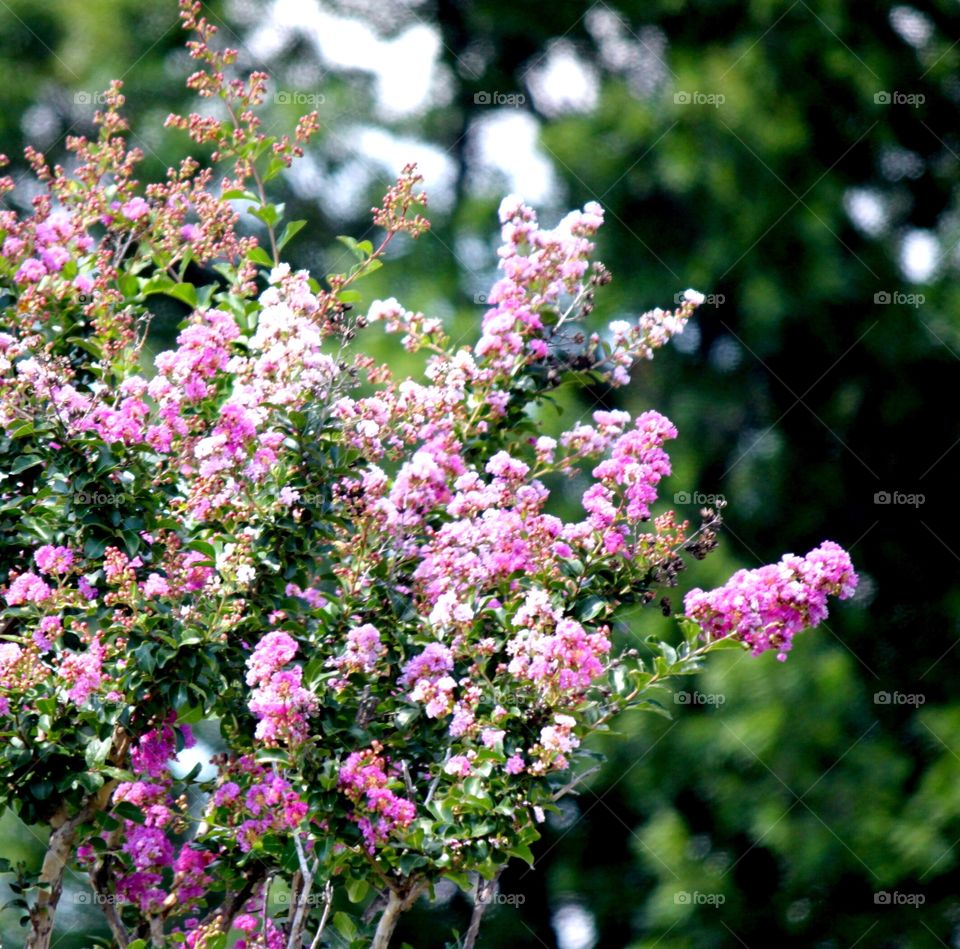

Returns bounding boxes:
[0,3,856,948]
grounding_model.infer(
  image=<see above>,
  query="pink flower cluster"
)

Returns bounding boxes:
[507,618,611,696]
[99,719,214,916]
[245,631,317,746]
[474,196,603,375]
[8,211,93,285]
[338,746,417,853]
[577,410,677,554]
[58,634,105,705]
[207,756,309,854]
[329,623,386,688]
[684,541,859,660]
[237,773,309,851]
[529,713,580,773]
[4,572,52,606]
[34,545,74,575]
[399,643,456,718]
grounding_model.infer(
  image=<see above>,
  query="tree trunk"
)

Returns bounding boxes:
[371,883,424,949]
[26,798,102,949]
[25,734,124,949]
[463,870,504,949]
[371,889,404,949]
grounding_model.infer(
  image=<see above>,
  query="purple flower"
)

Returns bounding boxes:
[122,197,150,220]
[684,541,858,660]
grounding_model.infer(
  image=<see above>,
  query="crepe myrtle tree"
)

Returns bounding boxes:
[0,3,858,948]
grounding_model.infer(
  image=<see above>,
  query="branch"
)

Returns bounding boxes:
[371,881,425,949]
[200,862,267,935]
[26,779,118,949]
[89,854,130,948]
[307,881,333,949]
[463,869,504,949]
[551,765,602,802]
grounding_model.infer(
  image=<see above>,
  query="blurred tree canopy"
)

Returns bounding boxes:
[2,0,959,946]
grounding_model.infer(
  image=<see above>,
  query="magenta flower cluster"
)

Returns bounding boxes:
[245,631,317,746]
[684,541,859,660]
[338,745,417,853]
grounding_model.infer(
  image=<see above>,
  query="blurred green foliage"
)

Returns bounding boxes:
[1,0,958,946]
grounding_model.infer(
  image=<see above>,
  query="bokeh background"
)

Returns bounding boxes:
[1,1,958,946]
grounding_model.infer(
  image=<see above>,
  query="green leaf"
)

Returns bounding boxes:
[10,455,42,475]
[507,843,536,866]
[263,156,288,183]
[248,246,274,268]
[117,274,140,298]
[336,235,365,261]
[251,203,284,229]
[278,219,307,251]
[165,283,199,308]
[333,912,357,940]
[221,189,259,202]
[85,735,113,769]
[345,877,368,903]
[113,801,145,824]
[186,540,216,558]
[8,421,34,439]
[67,337,103,360]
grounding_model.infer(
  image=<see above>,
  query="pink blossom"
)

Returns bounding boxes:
[5,572,53,606]
[142,573,170,597]
[684,541,858,660]
[122,197,150,220]
[34,545,74,576]
[15,258,46,283]
[444,754,473,777]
